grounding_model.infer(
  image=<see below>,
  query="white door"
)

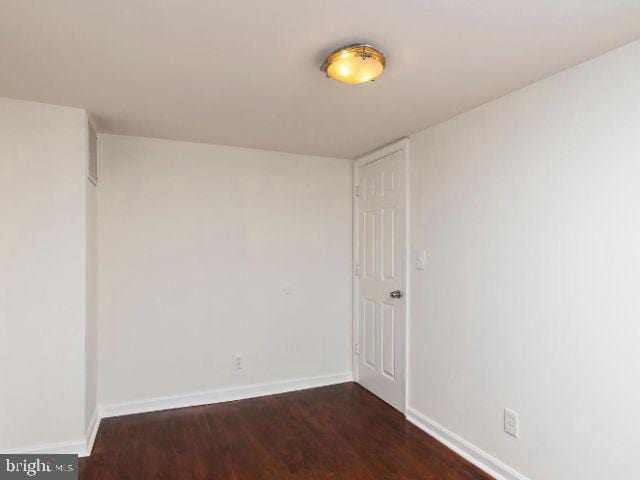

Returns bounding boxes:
[355,141,406,412]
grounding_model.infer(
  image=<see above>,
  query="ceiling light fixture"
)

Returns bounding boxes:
[321,44,385,85]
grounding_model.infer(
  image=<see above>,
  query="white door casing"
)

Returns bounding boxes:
[354,139,408,412]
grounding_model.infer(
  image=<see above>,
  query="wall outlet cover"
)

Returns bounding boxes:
[504,408,519,438]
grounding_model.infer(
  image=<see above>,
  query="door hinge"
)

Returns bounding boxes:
[354,263,360,276]
[355,342,360,355]
[354,185,360,197]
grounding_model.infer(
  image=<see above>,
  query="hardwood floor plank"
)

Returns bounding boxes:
[80,383,493,479]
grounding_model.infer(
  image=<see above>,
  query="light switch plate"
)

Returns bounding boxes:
[416,250,426,270]
[232,355,243,370]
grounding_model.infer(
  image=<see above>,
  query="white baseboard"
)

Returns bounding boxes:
[100,371,354,418]
[82,408,102,457]
[2,373,351,458]
[406,407,530,480]
[1,439,87,456]
[1,409,102,458]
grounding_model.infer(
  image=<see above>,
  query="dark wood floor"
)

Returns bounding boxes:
[79,382,492,479]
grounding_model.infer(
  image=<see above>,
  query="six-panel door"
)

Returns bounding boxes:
[357,149,405,412]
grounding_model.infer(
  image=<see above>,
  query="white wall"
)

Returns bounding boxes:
[98,135,352,406]
[0,98,89,450]
[408,40,640,479]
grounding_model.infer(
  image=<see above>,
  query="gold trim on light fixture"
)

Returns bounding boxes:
[321,44,385,85]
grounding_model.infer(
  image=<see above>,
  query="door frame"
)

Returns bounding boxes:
[353,137,410,413]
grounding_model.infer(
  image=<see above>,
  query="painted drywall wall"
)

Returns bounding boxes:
[97,135,352,406]
[0,98,89,450]
[408,40,640,479]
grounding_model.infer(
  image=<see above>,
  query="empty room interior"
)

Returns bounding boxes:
[2,1,640,479]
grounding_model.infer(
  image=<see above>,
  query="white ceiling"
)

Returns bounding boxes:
[1,1,640,158]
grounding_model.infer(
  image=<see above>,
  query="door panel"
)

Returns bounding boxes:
[356,147,406,412]
[363,211,376,278]
[363,298,376,369]
[381,302,395,379]
[381,207,395,280]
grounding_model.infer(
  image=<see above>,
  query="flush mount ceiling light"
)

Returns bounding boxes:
[321,44,385,85]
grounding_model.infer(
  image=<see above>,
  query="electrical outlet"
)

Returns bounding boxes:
[504,408,518,438]
[232,355,243,370]
[416,250,426,270]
